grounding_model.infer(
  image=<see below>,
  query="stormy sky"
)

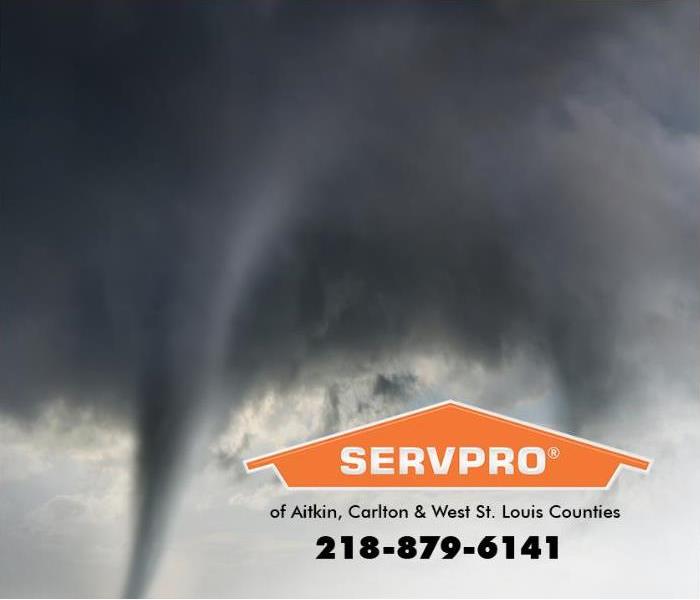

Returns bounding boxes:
[1,1,698,597]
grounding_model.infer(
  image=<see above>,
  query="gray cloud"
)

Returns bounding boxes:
[1,1,697,596]
[373,374,418,401]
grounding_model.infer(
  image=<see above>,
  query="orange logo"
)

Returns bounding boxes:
[244,401,651,489]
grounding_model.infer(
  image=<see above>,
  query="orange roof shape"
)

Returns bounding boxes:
[244,400,651,489]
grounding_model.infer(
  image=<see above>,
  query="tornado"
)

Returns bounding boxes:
[120,201,287,598]
[121,279,198,598]
[121,132,340,596]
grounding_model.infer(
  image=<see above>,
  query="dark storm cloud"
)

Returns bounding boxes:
[321,384,342,435]
[373,374,418,400]
[3,0,697,426]
[1,1,698,596]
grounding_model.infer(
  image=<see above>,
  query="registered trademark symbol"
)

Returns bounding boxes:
[547,447,560,459]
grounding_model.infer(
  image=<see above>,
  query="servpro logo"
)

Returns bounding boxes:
[339,446,548,477]
[244,401,651,489]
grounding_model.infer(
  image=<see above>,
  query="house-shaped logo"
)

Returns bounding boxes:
[244,401,651,489]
